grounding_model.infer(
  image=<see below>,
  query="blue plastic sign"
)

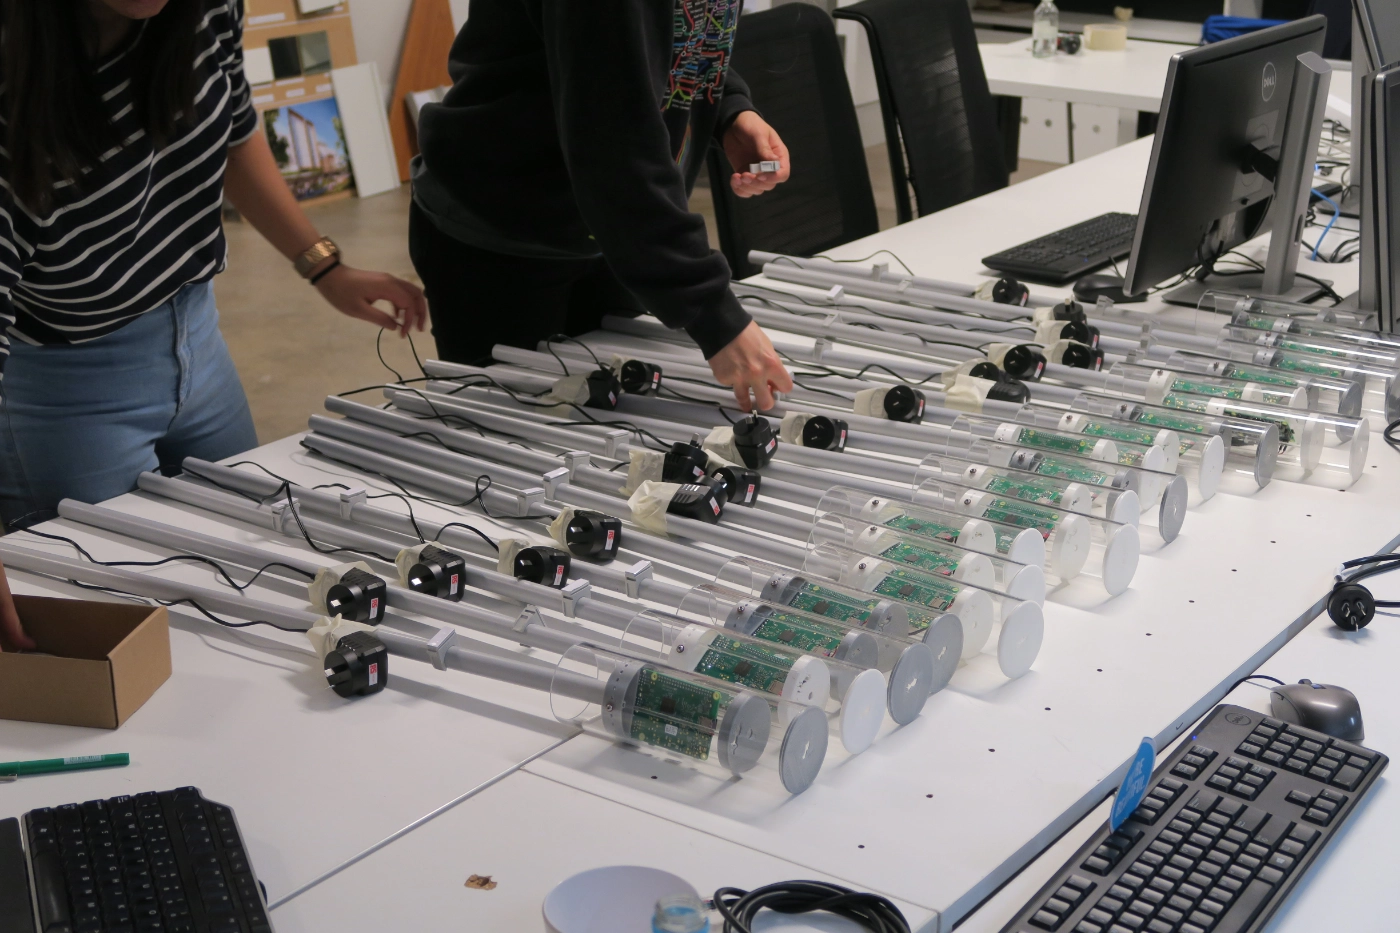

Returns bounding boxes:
[1110,738,1157,831]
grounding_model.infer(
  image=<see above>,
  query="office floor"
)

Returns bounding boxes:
[217,146,1060,442]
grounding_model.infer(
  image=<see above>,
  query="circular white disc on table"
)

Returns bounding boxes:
[1347,418,1370,484]
[1101,523,1141,597]
[1299,416,1325,472]
[1050,514,1091,581]
[921,613,963,694]
[1196,434,1224,501]
[997,601,1045,679]
[1005,527,1047,569]
[1062,483,1092,514]
[954,552,996,589]
[544,865,699,933]
[951,588,994,658]
[1156,475,1188,544]
[717,692,772,775]
[1141,445,1168,474]
[1254,423,1279,487]
[1005,562,1046,604]
[779,706,829,794]
[838,668,887,754]
[781,655,831,715]
[1110,488,1140,526]
[887,643,935,725]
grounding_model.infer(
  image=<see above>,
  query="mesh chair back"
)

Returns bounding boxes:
[835,0,1008,222]
[707,4,879,280]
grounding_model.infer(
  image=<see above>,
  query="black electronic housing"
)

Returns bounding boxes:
[564,510,623,560]
[662,440,710,483]
[1060,319,1102,348]
[992,277,1030,306]
[583,369,622,410]
[882,385,926,423]
[324,631,388,698]
[988,378,1032,404]
[407,545,467,601]
[1001,345,1048,381]
[514,545,572,588]
[967,361,1004,381]
[1052,299,1087,322]
[800,415,849,452]
[667,481,725,523]
[710,465,762,507]
[732,414,778,468]
[1062,343,1106,370]
[619,359,663,395]
[325,568,387,623]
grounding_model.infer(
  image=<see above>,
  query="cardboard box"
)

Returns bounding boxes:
[0,597,171,729]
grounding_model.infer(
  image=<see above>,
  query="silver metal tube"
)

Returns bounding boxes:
[382,389,631,457]
[373,628,603,703]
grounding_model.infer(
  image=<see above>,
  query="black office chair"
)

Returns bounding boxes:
[706,4,879,280]
[834,0,1009,224]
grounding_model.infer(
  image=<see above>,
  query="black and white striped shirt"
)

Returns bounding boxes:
[0,1,257,376]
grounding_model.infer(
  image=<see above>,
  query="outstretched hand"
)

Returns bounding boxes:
[708,321,794,412]
[313,264,428,337]
[722,111,792,199]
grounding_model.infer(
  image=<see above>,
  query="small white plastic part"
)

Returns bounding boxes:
[1101,523,1141,597]
[993,423,1021,444]
[1059,412,1087,433]
[1110,489,1141,526]
[1062,482,1091,513]
[1005,562,1047,604]
[1140,444,1169,474]
[1090,438,1119,463]
[1145,368,1173,405]
[749,160,781,173]
[951,552,996,589]
[1006,528,1048,568]
[959,518,998,553]
[837,668,888,754]
[1197,435,1225,501]
[950,588,995,658]
[997,601,1044,679]
[1049,514,1092,580]
[783,655,832,713]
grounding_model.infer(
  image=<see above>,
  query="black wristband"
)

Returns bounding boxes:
[309,258,342,285]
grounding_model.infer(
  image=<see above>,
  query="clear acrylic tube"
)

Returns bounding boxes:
[674,583,944,726]
[911,480,1141,596]
[1196,291,1380,330]
[616,610,889,755]
[802,542,1045,678]
[1197,292,1400,354]
[807,509,1047,604]
[550,642,830,794]
[913,449,1142,526]
[1137,346,1366,422]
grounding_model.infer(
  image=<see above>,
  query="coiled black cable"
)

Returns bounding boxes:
[713,881,910,933]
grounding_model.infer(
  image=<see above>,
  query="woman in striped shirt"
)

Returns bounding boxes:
[0,0,427,540]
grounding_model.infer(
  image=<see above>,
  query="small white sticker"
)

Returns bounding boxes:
[710,498,721,515]
[63,755,102,765]
[605,529,615,549]
[450,574,459,595]
[370,597,380,616]
[665,724,679,736]
[368,663,379,687]
[554,565,566,585]
[745,484,756,503]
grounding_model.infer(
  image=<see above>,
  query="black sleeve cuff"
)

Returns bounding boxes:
[715,71,757,141]
[686,288,753,359]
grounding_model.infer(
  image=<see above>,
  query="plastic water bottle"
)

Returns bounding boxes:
[1032,0,1060,58]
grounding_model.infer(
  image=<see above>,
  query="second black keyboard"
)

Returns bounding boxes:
[982,212,1139,284]
[999,704,1386,933]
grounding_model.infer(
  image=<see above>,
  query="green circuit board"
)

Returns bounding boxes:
[983,473,1066,506]
[879,540,963,577]
[1077,421,1160,448]
[747,610,851,658]
[1222,365,1304,388]
[882,513,962,543]
[1272,356,1349,380]
[629,667,725,761]
[1029,455,1113,486]
[978,497,1058,538]
[1169,378,1244,400]
[1012,427,1101,457]
[782,583,881,626]
[692,634,793,696]
[1277,339,1350,360]
[1163,394,1296,444]
[871,567,962,613]
[1132,408,1211,436]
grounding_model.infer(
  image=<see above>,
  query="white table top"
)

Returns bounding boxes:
[979,38,1188,113]
[972,10,1205,45]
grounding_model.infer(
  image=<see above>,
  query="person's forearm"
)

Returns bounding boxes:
[223,132,326,266]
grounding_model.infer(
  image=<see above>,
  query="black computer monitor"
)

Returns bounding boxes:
[1355,0,1400,68]
[1123,17,1330,300]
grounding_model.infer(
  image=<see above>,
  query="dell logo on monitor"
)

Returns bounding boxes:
[1262,62,1278,101]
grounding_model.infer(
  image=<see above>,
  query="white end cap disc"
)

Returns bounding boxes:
[1110,489,1140,526]
[838,668,888,754]
[1101,523,1141,597]
[997,602,1044,679]
[1197,435,1225,501]
[950,588,994,658]
[1050,514,1091,580]
[1006,528,1047,569]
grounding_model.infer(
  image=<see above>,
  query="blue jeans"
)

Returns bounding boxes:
[0,282,257,528]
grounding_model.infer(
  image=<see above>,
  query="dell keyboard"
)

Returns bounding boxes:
[999,704,1386,933]
[2,786,273,933]
[982,213,1139,284]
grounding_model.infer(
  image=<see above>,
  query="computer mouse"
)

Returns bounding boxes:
[1071,273,1148,305]
[1269,679,1364,741]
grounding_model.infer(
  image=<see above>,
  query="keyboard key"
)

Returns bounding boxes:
[1074,923,1103,933]
[1157,907,1184,925]
[1288,824,1319,846]
[1199,898,1226,915]
[1146,922,1173,933]
[1234,808,1268,835]
[1332,741,1376,761]
[1206,775,1233,792]
[1188,790,1220,811]
[1186,910,1215,929]
[1031,909,1062,929]
[1332,765,1364,791]
[1172,764,1199,779]
[1118,912,1145,930]
[1285,789,1313,807]
[1178,883,1204,901]
[1235,855,1261,871]
[1099,897,1124,914]
[1307,766,1333,782]
[1168,895,1195,912]
[1139,888,1165,906]
[1284,758,1308,773]
[1215,800,1244,818]
[1302,808,1331,825]
[1087,908,1116,925]
[1261,751,1285,765]
[1156,867,1183,883]
[1066,875,1096,892]
[1236,743,1262,758]
[1083,857,1111,875]
[1056,885,1086,905]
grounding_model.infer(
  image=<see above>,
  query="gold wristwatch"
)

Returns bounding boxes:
[294,237,340,278]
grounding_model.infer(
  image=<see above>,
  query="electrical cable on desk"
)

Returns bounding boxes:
[1309,189,1342,261]
[542,333,606,372]
[311,481,428,544]
[296,439,499,521]
[64,581,310,633]
[712,881,910,933]
[1384,418,1400,455]
[431,521,500,552]
[809,248,916,276]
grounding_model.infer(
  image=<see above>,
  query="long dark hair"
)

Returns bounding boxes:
[2,0,205,214]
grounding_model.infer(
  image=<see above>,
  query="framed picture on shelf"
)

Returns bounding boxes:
[261,96,356,203]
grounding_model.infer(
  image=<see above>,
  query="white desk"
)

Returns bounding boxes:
[972,10,1204,45]
[979,39,1185,114]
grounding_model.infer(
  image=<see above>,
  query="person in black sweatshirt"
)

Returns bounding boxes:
[410,0,795,410]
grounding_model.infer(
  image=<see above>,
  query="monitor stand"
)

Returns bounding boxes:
[1316,187,1363,220]
[1161,273,1330,308]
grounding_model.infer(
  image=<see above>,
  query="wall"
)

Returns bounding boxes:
[349,0,470,106]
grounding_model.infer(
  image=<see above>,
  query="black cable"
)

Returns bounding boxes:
[312,482,428,544]
[406,330,427,378]
[809,248,915,276]
[1385,418,1400,454]
[432,520,500,552]
[375,329,406,383]
[296,439,499,520]
[65,581,307,634]
[544,333,605,370]
[1227,674,1285,691]
[713,882,910,933]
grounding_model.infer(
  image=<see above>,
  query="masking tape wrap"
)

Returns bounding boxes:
[395,544,433,587]
[1031,306,1058,325]
[306,616,377,661]
[702,426,742,465]
[983,344,1015,368]
[780,411,815,445]
[628,481,682,536]
[1036,320,1070,345]
[308,561,374,616]
[547,375,590,407]
[548,507,579,549]
[623,448,666,496]
[946,374,995,414]
[496,538,532,576]
[973,279,999,303]
[1046,339,1089,365]
[853,388,886,419]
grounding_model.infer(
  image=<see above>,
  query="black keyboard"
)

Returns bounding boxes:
[982,213,1140,284]
[2,786,273,933]
[1000,705,1387,933]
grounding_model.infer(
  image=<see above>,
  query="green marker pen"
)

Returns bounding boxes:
[0,753,129,781]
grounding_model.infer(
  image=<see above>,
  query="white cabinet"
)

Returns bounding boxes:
[1070,103,1137,161]
[1019,97,1071,164]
